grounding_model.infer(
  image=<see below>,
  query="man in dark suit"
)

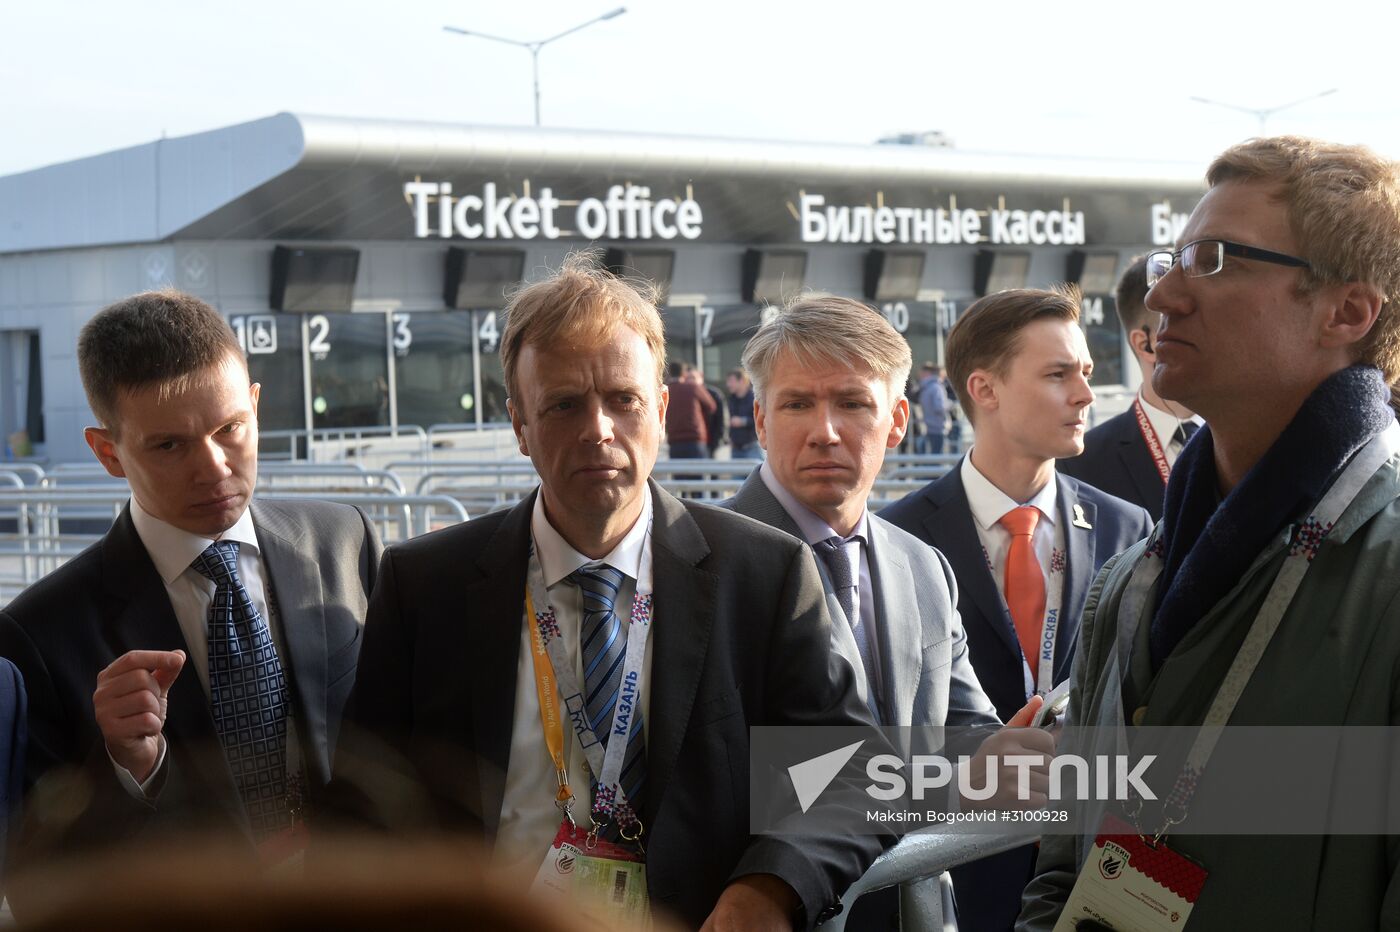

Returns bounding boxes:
[0,291,381,875]
[334,258,885,931]
[880,286,1152,932]
[1058,255,1201,521]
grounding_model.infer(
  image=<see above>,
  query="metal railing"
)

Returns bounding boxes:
[0,485,468,606]
[830,830,1036,931]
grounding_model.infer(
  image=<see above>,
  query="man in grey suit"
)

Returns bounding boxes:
[723,295,1053,928]
[0,291,381,877]
[725,295,1003,731]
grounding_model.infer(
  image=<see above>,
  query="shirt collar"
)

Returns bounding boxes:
[531,490,653,589]
[129,496,260,585]
[960,450,1058,532]
[758,461,868,545]
[1138,391,1204,442]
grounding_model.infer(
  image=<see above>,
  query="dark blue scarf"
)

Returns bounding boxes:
[1150,365,1395,669]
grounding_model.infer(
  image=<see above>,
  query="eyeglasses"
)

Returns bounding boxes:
[1145,239,1311,288]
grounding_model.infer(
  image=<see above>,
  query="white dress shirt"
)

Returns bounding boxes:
[960,452,1060,585]
[961,453,1066,696]
[494,492,655,872]
[758,463,883,716]
[119,498,299,795]
[1139,392,1204,467]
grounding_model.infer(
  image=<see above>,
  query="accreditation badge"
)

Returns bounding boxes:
[532,820,650,927]
[1054,816,1207,931]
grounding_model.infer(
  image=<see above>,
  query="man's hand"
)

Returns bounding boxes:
[730,415,746,428]
[700,874,800,932]
[94,649,185,783]
[962,695,1056,810]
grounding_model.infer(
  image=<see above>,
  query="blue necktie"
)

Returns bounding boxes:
[572,563,647,820]
[191,540,291,838]
[816,536,880,719]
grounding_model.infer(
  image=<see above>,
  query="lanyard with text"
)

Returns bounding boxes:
[525,523,654,842]
[1117,421,1400,840]
[1029,546,1066,699]
[1131,396,1173,486]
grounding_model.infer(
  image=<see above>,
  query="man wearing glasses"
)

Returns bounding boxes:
[1019,137,1400,930]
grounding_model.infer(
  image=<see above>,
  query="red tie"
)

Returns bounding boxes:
[999,506,1046,670]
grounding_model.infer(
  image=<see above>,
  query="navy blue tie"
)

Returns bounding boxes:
[191,540,291,838]
[572,563,647,821]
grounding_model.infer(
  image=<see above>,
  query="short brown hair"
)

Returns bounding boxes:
[500,254,666,402]
[1113,254,1152,332]
[945,286,1081,421]
[1207,136,1400,379]
[741,294,912,404]
[77,289,245,432]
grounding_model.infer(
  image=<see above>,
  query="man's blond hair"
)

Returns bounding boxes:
[741,294,912,404]
[500,253,667,403]
[1207,136,1400,381]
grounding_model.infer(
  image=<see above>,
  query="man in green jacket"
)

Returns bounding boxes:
[1018,136,1400,930]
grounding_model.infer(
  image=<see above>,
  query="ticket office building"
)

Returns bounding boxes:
[0,113,1203,463]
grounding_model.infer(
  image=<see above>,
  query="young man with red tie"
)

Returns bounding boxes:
[880,286,1151,932]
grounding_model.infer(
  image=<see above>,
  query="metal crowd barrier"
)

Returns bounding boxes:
[831,831,1036,931]
[0,486,468,606]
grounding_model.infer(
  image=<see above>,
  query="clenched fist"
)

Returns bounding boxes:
[93,649,186,783]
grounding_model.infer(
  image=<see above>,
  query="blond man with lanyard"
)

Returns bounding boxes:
[335,257,887,932]
[1061,255,1203,522]
[1019,138,1400,930]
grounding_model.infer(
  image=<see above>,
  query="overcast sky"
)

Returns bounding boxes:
[4,1,1398,177]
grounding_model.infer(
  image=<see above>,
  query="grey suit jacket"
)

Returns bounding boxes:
[725,468,999,729]
[0,498,382,867]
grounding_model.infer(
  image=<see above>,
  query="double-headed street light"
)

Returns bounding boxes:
[444,7,627,126]
[1190,88,1339,134]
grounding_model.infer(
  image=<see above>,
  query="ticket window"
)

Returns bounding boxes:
[393,311,478,429]
[475,309,510,425]
[659,306,699,374]
[230,314,305,434]
[700,305,765,384]
[1081,296,1126,388]
[307,313,389,429]
[876,300,941,388]
[0,330,43,455]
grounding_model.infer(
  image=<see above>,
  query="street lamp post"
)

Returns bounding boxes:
[1190,88,1339,134]
[444,8,627,126]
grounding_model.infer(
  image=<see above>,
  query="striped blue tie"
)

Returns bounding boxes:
[191,540,291,839]
[572,563,647,820]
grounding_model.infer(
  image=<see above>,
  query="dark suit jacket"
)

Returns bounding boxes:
[879,466,1152,932]
[725,468,999,730]
[0,499,381,867]
[333,481,887,930]
[879,465,1152,721]
[0,659,24,893]
[1058,408,1167,522]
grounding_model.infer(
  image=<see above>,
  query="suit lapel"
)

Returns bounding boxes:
[251,501,331,784]
[730,468,871,706]
[1121,429,1166,509]
[865,518,916,726]
[469,493,534,839]
[730,467,804,539]
[1055,474,1095,683]
[643,481,715,831]
[100,507,245,831]
[920,470,1023,665]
